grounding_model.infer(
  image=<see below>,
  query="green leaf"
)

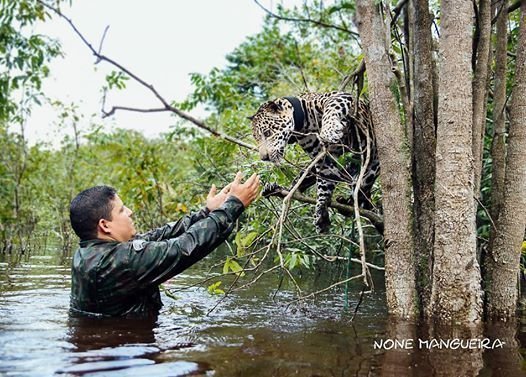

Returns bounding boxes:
[207,281,225,295]
[223,256,245,276]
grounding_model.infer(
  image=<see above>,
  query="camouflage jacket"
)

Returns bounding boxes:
[70,196,244,318]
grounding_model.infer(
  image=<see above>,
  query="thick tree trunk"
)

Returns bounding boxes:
[356,0,417,319]
[409,0,436,315]
[486,2,526,320]
[429,0,483,323]
[472,0,492,199]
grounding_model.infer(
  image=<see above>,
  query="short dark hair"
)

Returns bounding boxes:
[70,186,117,240]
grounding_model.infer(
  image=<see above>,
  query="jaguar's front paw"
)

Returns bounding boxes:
[320,130,343,145]
[314,210,331,233]
[262,182,283,197]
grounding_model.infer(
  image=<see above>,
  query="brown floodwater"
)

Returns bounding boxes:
[0,246,524,376]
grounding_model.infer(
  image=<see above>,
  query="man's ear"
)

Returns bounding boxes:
[98,218,111,234]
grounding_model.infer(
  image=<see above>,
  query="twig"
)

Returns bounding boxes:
[38,1,257,151]
[286,273,365,307]
[233,265,281,291]
[102,106,170,115]
[95,25,110,63]
[351,123,372,288]
[338,59,366,92]
[351,286,366,321]
[253,0,359,38]
[275,151,327,264]
[264,187,384,233]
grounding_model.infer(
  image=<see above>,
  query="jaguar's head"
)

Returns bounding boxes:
[249,98,294,165]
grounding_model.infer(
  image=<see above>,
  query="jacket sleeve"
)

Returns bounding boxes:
[124,196,244,288]
[135,207,210,241]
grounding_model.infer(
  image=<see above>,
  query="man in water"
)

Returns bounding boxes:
[69,172,260,318]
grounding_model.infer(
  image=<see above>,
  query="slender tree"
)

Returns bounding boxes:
[486,1,526,320]
[408,0,436,314]
[489,0,509,239]
[472,0,492,199]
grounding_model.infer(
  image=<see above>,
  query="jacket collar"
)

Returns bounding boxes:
[79,238,117,248]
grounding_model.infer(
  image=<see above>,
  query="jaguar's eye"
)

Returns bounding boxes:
[262,130,271,138]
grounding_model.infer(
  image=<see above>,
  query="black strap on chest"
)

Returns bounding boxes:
[284,96,305,132]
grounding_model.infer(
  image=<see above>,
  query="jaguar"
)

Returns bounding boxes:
[249,91,379,233]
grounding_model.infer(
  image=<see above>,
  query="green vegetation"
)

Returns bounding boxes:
[1,0,523,303]
[0,1,375,285]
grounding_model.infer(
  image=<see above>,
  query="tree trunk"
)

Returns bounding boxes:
[429,0,483,323]
[486,2,526,320]
[409,0,436,316]
[472,0,492,199]
[356,0,417,319]
[489,0,508,237]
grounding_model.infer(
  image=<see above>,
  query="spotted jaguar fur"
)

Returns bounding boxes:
[250,91,379,233]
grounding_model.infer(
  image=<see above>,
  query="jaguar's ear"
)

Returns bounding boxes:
[268,100,283,112]
[247,115,254,121]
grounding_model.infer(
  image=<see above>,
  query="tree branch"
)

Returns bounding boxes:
[392,0,409,23]
[253,0,359,38]
[263,186,384,234]
[338,59,366,92]
[102,106,170,117]
[38,1,257,151]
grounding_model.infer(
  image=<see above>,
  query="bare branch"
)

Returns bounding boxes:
[286,273,367,306]
[338,59,366,92]
[263,186,384,234]
[38,1,257,151]
[392,0,409,23]
[253,0,359,38]
[275,151,327,266]
[95,25,110,63]
[102,106,171,118]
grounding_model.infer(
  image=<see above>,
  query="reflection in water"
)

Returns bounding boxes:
[0,248,525,376]
[67,315,158,352]
[485,319,524,377]
[377,318,525,377]
[63,315,210,375]
[380,318,417,377]
[426,322,484,377]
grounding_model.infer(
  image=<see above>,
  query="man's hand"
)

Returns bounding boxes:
[206,183,232,211]
[229,172,260,208]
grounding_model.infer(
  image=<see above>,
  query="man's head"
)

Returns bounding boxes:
[70,186,136,242]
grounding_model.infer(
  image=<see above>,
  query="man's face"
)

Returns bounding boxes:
[103,195,136,242]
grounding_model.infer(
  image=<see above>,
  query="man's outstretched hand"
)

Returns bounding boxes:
[206,183,233,211]
[229,172,260,208]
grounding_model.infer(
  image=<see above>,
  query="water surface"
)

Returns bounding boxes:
[0,247,524,376]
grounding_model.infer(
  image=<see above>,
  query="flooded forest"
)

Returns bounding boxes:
[1,1,526,376]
